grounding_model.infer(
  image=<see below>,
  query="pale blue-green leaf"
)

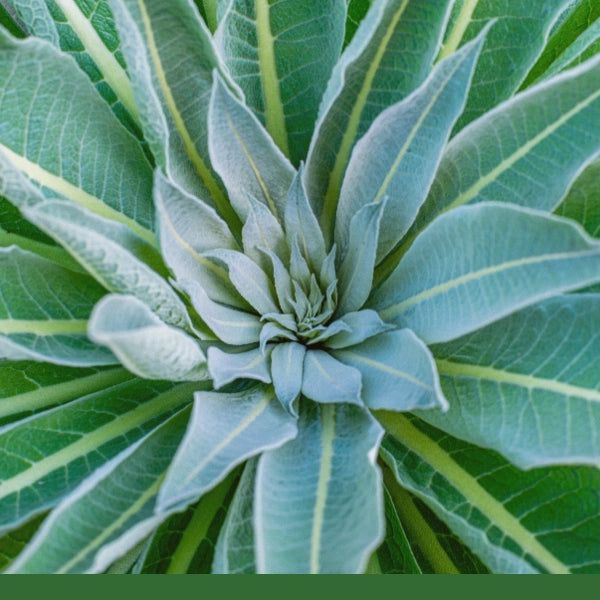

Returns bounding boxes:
[215,0,346,164]
[288,237,313,291]
[440,0,569,132]
[212,458,257,574]
[9,0,139,130]
[0,377,200,534]
[425,294,600,468]
[336,200,386,315]
[335,31,485,264]
[0,246,115,367]
[156,385,297,514]
[371,203,600,344]
[284,169,327,271]
[555,157,600,237]
[204,248,279,315]
[333,329,447,412]
[301,350,362,406]
[177,280,261,346]
[23,200,192,331]
[208,346,272,389]
[270,342,305,417]
[379,414,600,573]
[261,249,294,314]
[325,309,392,349]
[0,362,131,428]
[304,0,451,235]
[413,54,600,236]
[259,323,296,355]
[88,295,208,382]
[208,75,295,222]
[7,408,190,574]
[108,0,238,227]
[0,30,154,242]
[304,320,351,347]
[255,401,384,574]
[241,192,287,272]
[153,169,243,308]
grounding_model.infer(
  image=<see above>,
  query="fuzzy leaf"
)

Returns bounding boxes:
[372,203,600,344]
[156,386,297,514]
[270,342,305,416]
[255,402,383,574]
[325,309,392,349]
[89,295,208,382]
[208,346,272,389]
[334,329,447,412]
[216,0,346,164]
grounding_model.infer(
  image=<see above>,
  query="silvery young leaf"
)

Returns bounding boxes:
[413,54,600,236]
[304,0,451,235]
[208,346,272,389]
[0,362,132,427]
[270,342,305,417]
[7,407,190,574]
[555,157,600,237]
[254,401,383,574]
[335,30,486,264]
[204,248,279,315]
[208,76,295,223]
[9,0,139,130]
[23,200,192,331]
[371,203,600,344]
[424,294,600,468]
[301,350,362,406]
[336,200,386,315]
[333,329,447,412]
[440,0,569,132]
[325,309,392,349]
[261,249,294,314]
[0,512,46,573]
[288,238,312,292]
[156,385,297,514]
[108,0,238,227]
[0,30,154,245]
[0,377,201,534]
[153,169,243,308]
[0,246,115,366]
[89,295,208,382]
[523,0,600,87]
[212,458,258,574]
[379,414,600,573]
[284,169,327,271]
[138,472,236,573]
[178,280,261,346]
[216,0,346,164]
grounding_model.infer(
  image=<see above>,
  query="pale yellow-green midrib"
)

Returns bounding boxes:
[437,0,479,62]
[0,319,89,335]
[377,412,570,574]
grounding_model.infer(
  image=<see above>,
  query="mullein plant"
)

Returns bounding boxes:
[0,0,600,574]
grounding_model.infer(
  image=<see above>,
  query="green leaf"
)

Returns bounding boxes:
[0,362,132,427]
[89,295,208,382]
[216,0,346,163]
[138,471,236,573]
[208,76,295,223]
[301,350,362,406]
[411,54,600,240]
[304,0,451,237]
[371,203,600,344]
[255,401,383,573]
[108,0,238,227]
[270,342,305,416]
[439,0,569,132]
[0,377,200,534]
[424,294,600,468]
[333,329,447,411]
[23,200,191,330]
[156,385,297,514]
[344,0,371,47]
[0,1,26,37]
[0,512,46,573]
[0,30,154,244]
[7,407,191,574]
[0,247,115,366]
[335,30,486,264]
[207,346,272,389]
[212,458,258,574]
[9,0,139,129]
[379,414,600,573]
